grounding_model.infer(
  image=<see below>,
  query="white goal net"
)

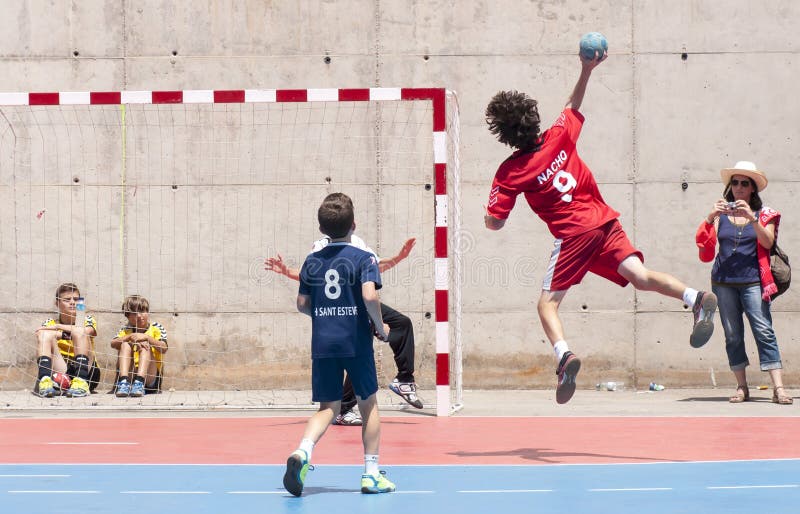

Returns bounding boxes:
[0,89,462,415]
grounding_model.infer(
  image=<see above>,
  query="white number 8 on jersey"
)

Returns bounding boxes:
[324,269,342,299]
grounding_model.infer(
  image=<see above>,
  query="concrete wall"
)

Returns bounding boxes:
[1,0,798,390]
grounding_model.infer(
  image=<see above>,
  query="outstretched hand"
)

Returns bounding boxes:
[397,238,416,260]
[264,254,288,275]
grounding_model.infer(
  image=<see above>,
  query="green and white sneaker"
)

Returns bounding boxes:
[361,470,396,494]
[283,450,311,497]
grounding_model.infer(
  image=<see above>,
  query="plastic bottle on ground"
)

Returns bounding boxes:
[596,381,618,391]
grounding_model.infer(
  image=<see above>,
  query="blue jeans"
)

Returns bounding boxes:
[712,283,782,371]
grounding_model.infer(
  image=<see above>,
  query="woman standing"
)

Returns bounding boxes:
[696,161,792,404]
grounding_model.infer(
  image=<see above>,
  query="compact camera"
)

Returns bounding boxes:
[726,202,737,210]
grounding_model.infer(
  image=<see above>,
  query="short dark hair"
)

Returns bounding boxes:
[318,193,354,238]
[122,294,150,314]
[55,282,80,300]
[485,90,541,151]
[724,183,763,212]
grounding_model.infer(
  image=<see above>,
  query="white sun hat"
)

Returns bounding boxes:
[720,161,768,192]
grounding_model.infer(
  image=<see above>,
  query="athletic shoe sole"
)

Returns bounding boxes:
[556,356,581,405]
[690,293,717,348]
[283,454,305,497]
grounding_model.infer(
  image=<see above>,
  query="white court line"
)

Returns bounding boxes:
[121,490,210,494]
[228,491,287,494]
[708,485,799,490]
[9,490,99,494]
[459,489,552,493]
[350,490,434,494]
[590,488,673,492]
[47,442,138,445]
[0,475,70,478]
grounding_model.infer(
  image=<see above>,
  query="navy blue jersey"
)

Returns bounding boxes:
[299,242,382,358]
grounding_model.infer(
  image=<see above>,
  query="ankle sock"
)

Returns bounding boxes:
[682,288,699,307]
[298,438,315,461]
[553,340,569,362]
[365,454,379,475]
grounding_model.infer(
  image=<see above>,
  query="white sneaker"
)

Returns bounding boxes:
[335,409,362,426]
[389,378,424,409]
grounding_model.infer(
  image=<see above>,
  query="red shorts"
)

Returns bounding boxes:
[543,219,643,291]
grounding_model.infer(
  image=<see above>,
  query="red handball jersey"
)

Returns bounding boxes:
[486,108,620,238]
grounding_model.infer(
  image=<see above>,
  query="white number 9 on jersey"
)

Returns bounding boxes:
[553,170,577,202]
[324,269,342,299]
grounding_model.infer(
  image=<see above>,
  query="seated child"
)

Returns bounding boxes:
[111,295,168,397]
[34,282,99,397]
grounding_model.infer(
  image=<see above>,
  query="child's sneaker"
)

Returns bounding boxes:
[34,376,56,398]
[690,291,717,348]
[283,450,312,497]
[388,378,423,409]
[555,351,581,404]
[130,380,145,397]
[361,470,396,494]
[66,376,90,398]
[115,379,131,397]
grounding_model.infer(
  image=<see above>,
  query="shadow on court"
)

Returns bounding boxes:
[448,447,679,464]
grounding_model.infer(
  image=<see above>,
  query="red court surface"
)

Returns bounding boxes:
[2,416,799,465]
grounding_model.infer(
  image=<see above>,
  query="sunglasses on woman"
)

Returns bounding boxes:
[730,179,751,187]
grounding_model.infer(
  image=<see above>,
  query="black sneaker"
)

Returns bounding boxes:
[690,291,717,348]
[555,351,581,404]
[283,450,312,497]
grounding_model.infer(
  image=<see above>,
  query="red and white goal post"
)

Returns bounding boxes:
[0,88,463,416]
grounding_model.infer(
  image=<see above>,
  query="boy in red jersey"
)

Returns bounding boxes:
[484,50,716,404]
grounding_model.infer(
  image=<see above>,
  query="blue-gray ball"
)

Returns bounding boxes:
[579,32,608,60]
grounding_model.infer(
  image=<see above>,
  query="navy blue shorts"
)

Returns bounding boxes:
[312,354,378,403]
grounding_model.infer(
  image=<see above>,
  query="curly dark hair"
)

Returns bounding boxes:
[485,90,541,151]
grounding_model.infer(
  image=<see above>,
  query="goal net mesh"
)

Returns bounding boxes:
[0,93,462,412]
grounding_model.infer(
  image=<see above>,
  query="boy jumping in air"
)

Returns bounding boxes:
[483,47,717,404]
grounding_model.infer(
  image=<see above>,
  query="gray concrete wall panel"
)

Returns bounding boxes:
[0,1,797,392]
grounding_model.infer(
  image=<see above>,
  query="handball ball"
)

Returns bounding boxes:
[580,32,608,60]
[52,372,71,390]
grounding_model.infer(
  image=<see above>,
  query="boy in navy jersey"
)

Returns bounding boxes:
[283,193,396,496]
[484,49,717,404]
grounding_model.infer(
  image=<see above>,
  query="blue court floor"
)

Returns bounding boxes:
[1,460,798,514]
